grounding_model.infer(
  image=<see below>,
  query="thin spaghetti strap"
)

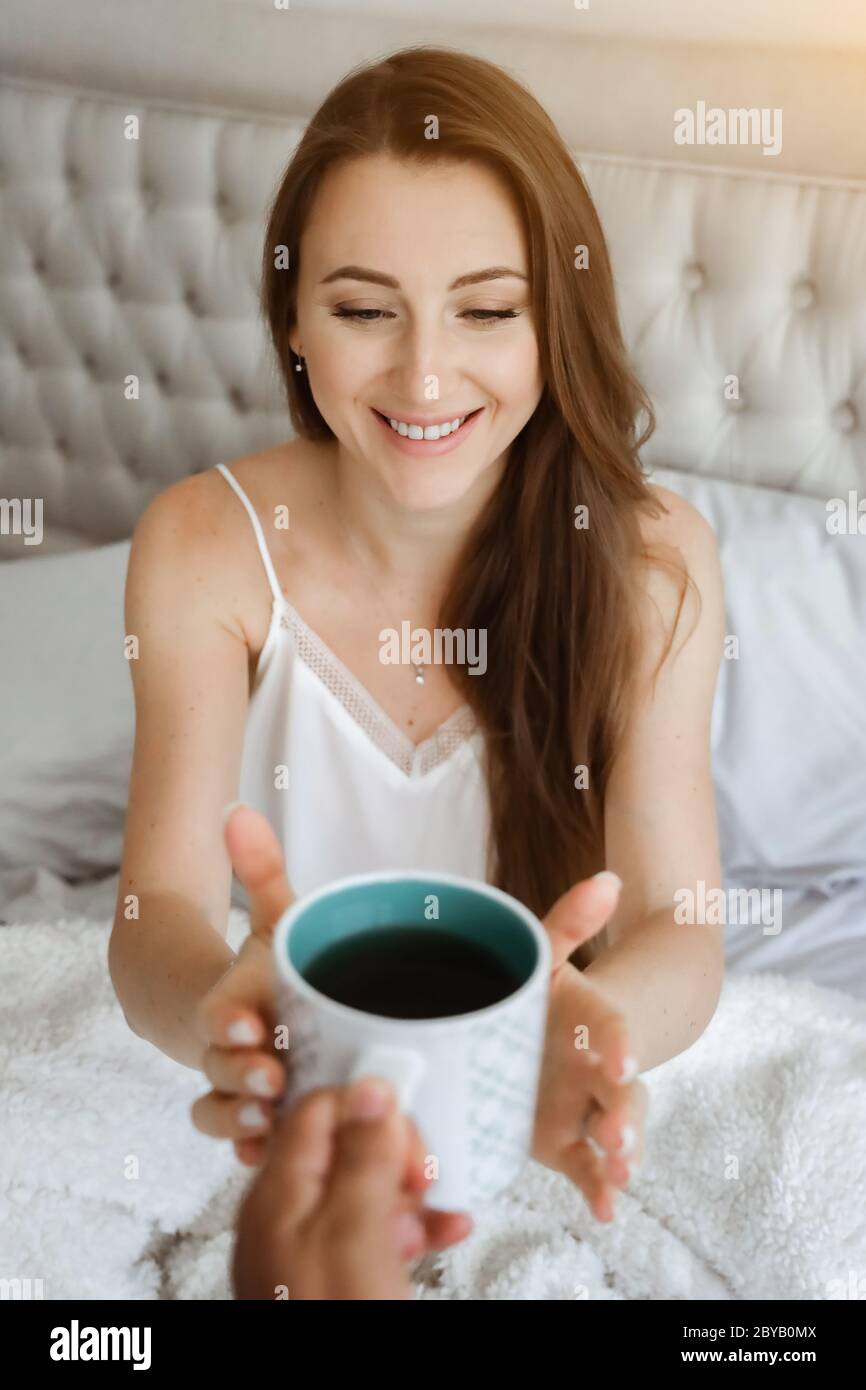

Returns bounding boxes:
[214,463,285,608]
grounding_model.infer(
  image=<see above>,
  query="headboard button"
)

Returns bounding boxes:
[683,261,705,292]
[791,278,816,310]
[831,401,857,434]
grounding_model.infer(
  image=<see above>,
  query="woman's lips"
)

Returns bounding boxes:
[371,407,484,457]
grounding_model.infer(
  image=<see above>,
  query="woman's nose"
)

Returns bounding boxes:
[389,325,462,402]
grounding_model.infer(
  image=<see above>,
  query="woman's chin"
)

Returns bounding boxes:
[380,469,479,512]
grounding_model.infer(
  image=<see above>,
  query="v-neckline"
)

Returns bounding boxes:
[273,596,479,778]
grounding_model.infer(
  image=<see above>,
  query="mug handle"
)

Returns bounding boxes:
[346,1044,427,1110]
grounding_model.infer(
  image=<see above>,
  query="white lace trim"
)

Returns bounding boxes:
[277,598,479,777]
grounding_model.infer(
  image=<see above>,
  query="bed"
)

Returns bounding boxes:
[1,5,865,1300]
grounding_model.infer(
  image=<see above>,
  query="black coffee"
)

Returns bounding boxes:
[303,925,522,1020]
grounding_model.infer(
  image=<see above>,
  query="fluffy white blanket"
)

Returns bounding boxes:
[2,902,864,1300]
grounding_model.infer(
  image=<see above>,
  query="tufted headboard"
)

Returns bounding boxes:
[2,73,864,555]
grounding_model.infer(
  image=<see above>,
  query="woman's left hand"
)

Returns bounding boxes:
[531,874,648,1221]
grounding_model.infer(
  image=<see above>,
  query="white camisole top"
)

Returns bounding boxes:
[214,463,492,910]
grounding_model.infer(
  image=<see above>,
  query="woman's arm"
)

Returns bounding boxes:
[582,486,727,1074]
[108,476,252,1071]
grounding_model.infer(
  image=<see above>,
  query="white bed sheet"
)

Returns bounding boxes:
[722,875,866,1016]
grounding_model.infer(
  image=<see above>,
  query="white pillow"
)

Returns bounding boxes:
[0,541,134,882]
[651,468,866,889]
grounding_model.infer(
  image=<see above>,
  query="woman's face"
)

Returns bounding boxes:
[291,154,544,510]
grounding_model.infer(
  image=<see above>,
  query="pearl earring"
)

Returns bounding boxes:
[294,353,304,373]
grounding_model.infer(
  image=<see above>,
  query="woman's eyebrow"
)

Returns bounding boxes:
[318,265,528,289]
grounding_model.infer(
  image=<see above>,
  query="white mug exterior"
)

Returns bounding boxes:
[272,871,551,1213]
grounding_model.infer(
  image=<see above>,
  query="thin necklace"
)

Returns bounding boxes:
[338,511,427,687]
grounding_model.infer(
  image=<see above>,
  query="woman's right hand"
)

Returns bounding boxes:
[192,802,295,1166]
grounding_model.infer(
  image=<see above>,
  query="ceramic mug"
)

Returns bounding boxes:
[272,870,552,1212]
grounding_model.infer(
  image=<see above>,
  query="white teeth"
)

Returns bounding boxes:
[385,413,468,440]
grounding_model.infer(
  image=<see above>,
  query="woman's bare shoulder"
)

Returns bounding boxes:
[142,439,332,551]
[641,483,717,555]
[131,439,332,653]
[168,438,326,515]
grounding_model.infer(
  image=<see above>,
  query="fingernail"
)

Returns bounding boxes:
[238,1102,268,1129]
[394,1210,426,1259]
[246,1067,278,1098]
[228,1019,258,1045]
[592,870,623,891]
[617,1124,637,1156]
[222,800,246,827]
[346,1078,392,1120]
[619,1055,639,1083]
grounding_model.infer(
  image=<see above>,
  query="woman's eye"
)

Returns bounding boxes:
[331,308,394,322]
[462,309,521,324]
[331,307,522,326]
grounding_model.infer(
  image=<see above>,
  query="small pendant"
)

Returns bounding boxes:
[413,665,425,685]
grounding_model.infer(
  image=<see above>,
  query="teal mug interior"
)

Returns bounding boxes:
[286,876,539,990]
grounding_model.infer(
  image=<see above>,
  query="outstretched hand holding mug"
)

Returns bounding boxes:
[232,1074,460,1300]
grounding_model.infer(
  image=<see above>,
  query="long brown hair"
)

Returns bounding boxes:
[260,47,687,967]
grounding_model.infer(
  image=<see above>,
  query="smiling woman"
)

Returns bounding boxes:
[112,45,726,1250]
[259,46,686,936]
